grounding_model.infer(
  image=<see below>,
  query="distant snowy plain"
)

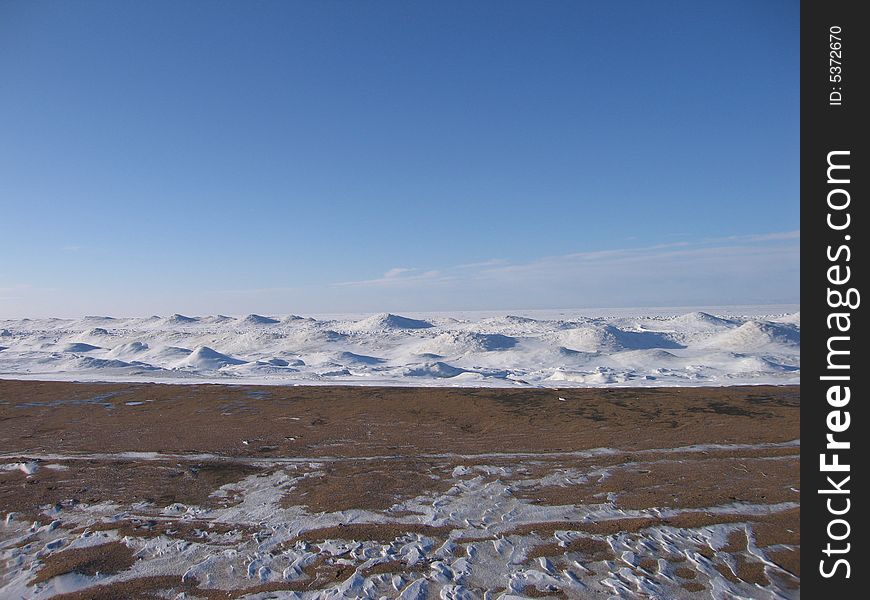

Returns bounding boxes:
[0,306,800,387]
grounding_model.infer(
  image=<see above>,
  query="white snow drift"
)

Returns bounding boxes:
[0,307,799,386]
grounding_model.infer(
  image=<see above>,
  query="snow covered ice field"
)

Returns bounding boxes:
[0,306,799,387]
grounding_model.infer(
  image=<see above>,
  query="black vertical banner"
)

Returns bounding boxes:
[802,0,866,595]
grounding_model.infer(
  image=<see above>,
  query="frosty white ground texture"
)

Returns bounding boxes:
[1,441,800,599]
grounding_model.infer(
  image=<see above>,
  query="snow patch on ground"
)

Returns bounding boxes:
[0,440,800,599]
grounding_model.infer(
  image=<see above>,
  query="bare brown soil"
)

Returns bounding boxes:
[31,541,136,584]
[279,458,454,512]
[0,381,799,458]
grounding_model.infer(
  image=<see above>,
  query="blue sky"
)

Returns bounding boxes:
[0,0,798,317]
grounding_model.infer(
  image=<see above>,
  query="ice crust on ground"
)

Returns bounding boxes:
[0,307,799,386]
[0,440,801,599]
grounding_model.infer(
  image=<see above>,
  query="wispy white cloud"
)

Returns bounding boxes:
[454,258,509,269]
[315,230,799,310]
[330,231,799,290]
[712,230,800,243]
[335,268,450,287]
[1,232,798,317]
[382,267,415,279]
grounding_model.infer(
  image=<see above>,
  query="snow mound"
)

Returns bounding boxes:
[108,342,150,358]
[306,351,384,366]
[283,315,309,322]
[557,325,681,352]
[670,311,735,329]
[62,342,101,353]
[727,354,798,373]
[417,331,516,355]
[178,346,245,369]
[350,313,434,331]
[774,311,801,326]
[259,357,304,367]
[150,346,193,361]
[472,315,550,334]
[335,351,384,365]
[74,357,145,370]
[549,368,620,385]
[557,325,621,352]
[609,348,680,368]
[403,361,465,378]
[481,315,540,327]
[87,327,111,336]
[204,315,235,324]
[283,328,346,348]
[242,314,279,325]
[501,315,538,324]
[164,313,198,325]
[703,321,800,351]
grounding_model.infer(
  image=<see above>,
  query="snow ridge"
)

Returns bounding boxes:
[0,308,799,387]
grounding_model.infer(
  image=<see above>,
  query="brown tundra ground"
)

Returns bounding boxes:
[0,380,799,599]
